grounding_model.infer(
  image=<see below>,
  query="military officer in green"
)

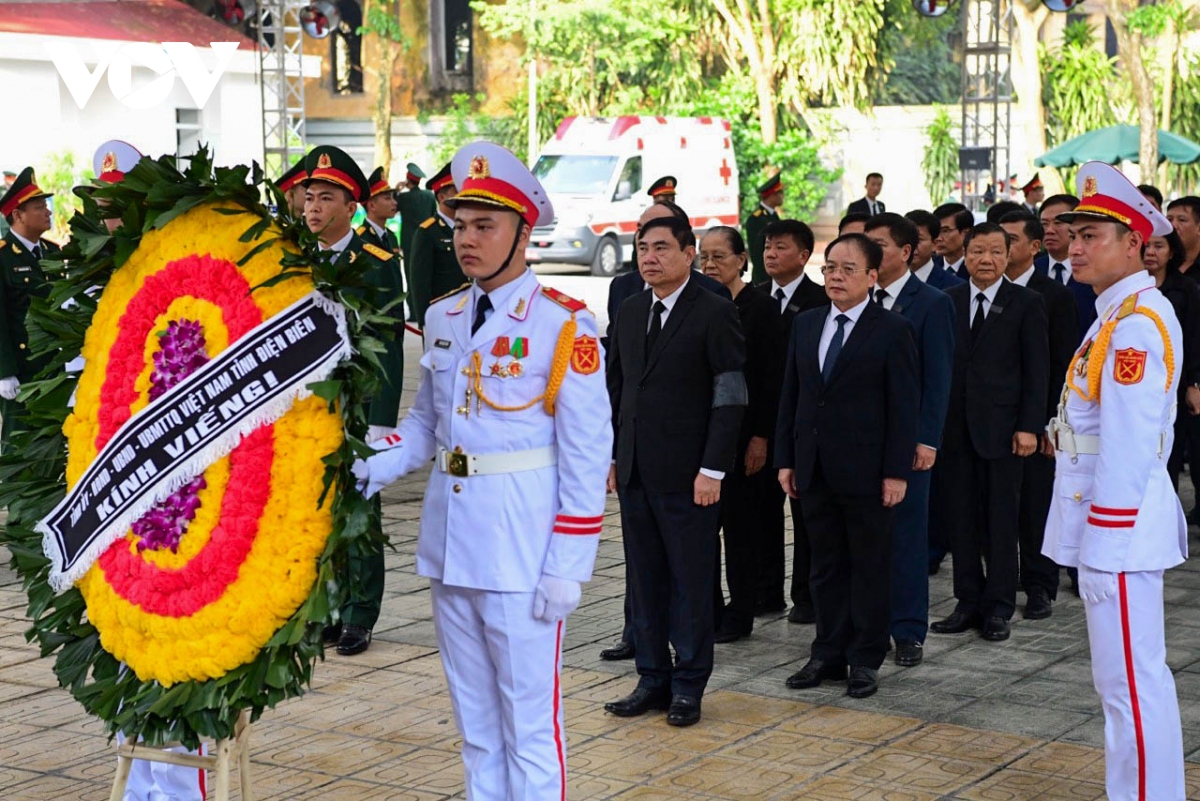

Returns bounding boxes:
[0,168,56,448]
[745,173,784,285]
[409,162,465,327]
[648,175,678,205]
[303,145,403,656]
[357,167,402,259]
[394,162,437,321]
[276,158,308,218]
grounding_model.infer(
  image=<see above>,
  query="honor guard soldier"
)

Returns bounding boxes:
[0,167,56,448]
[358,167,402,259]
[746,173,783,284]
[353,141,612,799]
[1020,174,1045,215]
[409,162,465,327]
[87,140,144,232]
[275,158,308,218]
[395,162,438,320]
[303,145,405,656]
[1043,161,1187,801]
[647,175,677,205]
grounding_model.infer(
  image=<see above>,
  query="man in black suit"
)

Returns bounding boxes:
[905,210,961,288]
[1037,194,1097,343]
[932,223,1048,643]
[758,219,828,622]
[598,200,731,663]
[777,233,919,699]
[933,204,975,279]
[603,216,746,727]
[847,173,886,217]
[864,214,956,668]
[999,211,1077,620]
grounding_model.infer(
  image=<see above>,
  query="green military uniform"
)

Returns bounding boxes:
[395,163,438,322]
[746,174,783,285]
[0,168,55,448]
[410,212,465,327]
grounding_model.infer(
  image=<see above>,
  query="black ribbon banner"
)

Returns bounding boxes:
[40,292,349,589]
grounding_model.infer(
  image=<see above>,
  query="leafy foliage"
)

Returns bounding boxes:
[0,148,391,749]
[1168,54,1200,194]
[872,0,961,105]
[922,106,960,206]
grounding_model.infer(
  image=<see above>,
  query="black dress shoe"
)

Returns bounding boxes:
[846,666,879,699]
[336,624,372,655]
[930,610,982,634]
[787,603,815,624]
[599,640,635,661]
[322,623,342,644]
[714,624,752,644]
[785,658,848,689]
[667,695,702,727]
[1023,587,1053,620]
[981,616,1011,641]
[894,640,923,667]
[604,687,671,717]
[753,599,787,616]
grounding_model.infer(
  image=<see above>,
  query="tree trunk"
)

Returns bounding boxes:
[1106,0,1158,184]
[374,43,398,172]
[756,68,777,145]
[1008,0,1057,192]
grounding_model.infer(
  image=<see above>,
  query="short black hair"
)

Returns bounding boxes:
[934,204,974,232]
[764,218,815,253]
[838,212,871,233]
[1167,196,1200,223]
[904,209,940,242]
[639,216,696,250]
[985,200,1024,225]
[998,210,1044,243]
[1039,194,1079,214]
[933,202,968,219]
[866,172,883,182]
[702,225,746,256]
[1156,229,1186,274]
[963,221,1010,251]
[1138,184,1164,208]
[825,233,882,272]
[864,213,919,265]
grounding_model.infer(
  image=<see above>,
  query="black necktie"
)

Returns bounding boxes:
[646,300,665,357]
[31,244,41,260]
[774,287,786,311]
[971,292,987,342]
[875,288,888,307]
[471,293,492,336]
[1052,262,1066,284]
[822,314,849,383]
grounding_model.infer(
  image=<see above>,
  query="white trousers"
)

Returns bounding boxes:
[429,579,567,801]
[115,732,206,801]
[1084,569,1185,801]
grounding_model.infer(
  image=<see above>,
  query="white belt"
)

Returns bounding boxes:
[436,445,556,477]
[1048,419,1165,458]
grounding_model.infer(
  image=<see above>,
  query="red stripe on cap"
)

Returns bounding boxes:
[98,170,125,184]
[1073,194,1152,239]
[458,175,537,227]
[309,167,361,200]
[430,174,455,192]
[278,173,305,192]
[1,184,42,217]
[370,180,390,197]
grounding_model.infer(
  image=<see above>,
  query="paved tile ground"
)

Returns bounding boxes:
[3,335,1200,799]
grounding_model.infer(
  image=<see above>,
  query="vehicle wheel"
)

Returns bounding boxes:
[590,236,621,277]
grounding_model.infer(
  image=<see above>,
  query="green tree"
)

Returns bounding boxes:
[39,150,90,242]
[1041,21,1122,154]
[872,0,961,105]
[1168,54,1200,194]
[358,0,409,175]
[922,107,959,206]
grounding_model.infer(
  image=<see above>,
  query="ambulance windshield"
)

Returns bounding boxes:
[533,155,619,195]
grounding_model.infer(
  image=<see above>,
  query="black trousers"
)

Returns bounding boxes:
[801,467,894,670]
[788,494,813,609]
[1018,451,1060,598]
[619,474,720,698]
[756,481,788,609]
[944,448,1023,620]
[717,466,775,629]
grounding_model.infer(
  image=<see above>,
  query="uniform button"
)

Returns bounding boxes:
[817,400,825,408]
[1073,492,1082,502]
[453,483,462,494]
[461,367,470,376]
[24,277,29,283]
[18,344,25,350]
[637,383,645,391]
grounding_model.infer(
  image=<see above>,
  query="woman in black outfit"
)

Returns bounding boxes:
[1145,230,1200,489]
[699,226,782,642]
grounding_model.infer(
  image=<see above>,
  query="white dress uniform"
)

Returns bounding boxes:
[355,143,612,800]
[1043,162,1186,801]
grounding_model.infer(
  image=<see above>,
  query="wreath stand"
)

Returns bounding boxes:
[108,709,254,801]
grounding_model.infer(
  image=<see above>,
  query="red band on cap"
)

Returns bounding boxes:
[309,167,362,201]
[430,175,455,193]
[649,186,675,197]
[370,180,391,197]
[277,173,305,192]
[1073,194,1151,239]
[457,176,536,227]
[1,184,42,217]
[98,170,126,184]
[760,183,784,198]
[406,172,420,183]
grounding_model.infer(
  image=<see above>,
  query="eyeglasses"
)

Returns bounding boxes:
[821,265,867,276]
[698,252,735,263]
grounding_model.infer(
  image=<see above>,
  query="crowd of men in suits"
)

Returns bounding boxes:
[594,169,1200,725]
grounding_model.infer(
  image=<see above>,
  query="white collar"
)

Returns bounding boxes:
[367,218,387,238]
[652,275,690,310]
[438,209,455,228]
[947,255,964,271]
[1008,265,1036,287]
[473,268,534,316]
[1095,270,1153,319]
[828,295,870,323]
[770,273,804,300]
[913,259,935,282]
[876,268,911,297]
[319,228,355,253]
[10,229,40,253]
[969,276,1006,303]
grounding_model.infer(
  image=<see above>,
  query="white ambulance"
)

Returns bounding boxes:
[526,115,740,276]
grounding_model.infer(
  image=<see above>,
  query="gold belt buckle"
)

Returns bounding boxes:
[447,451,469,477]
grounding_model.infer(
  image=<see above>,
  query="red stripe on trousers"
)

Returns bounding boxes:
[552,620,566,801]
[198,742,207,798]
[1118,573,1147,801]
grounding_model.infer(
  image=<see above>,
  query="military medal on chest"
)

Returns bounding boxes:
[489,336,529,379]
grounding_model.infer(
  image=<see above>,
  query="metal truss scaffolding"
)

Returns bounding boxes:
[960,0,1013,210]
[257,1,307,176]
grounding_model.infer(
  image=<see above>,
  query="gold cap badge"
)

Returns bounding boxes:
[317,153,332,169]
[666,179,675,188]
[469,156,490,179]
[1082,176,1098,198]
[102,152,117,173]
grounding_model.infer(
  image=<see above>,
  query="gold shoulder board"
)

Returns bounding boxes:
[362,243,393,261]
[431,282,472,305]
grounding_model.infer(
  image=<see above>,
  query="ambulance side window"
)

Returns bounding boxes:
[614,157,642,201]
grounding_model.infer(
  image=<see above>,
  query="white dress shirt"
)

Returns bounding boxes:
[471,268,530,329]
[318,228,355,253]
[10,229,41,255]
[947,256,964,275]
[647,275,689,331]
[367,218,387,239]
[1008,265,1036,287]
[818,297,870,371]
[912,259,935,283]
[770,274,804,312]
[873,270,911,311]
[969,277,1006,325]
[1047,257,1073,285]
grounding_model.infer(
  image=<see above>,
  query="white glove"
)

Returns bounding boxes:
[1078,564,1119,605]
[367,425,393,443]
[0,377,19,401]
[532,575,582,622]
[351,437,406,498]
